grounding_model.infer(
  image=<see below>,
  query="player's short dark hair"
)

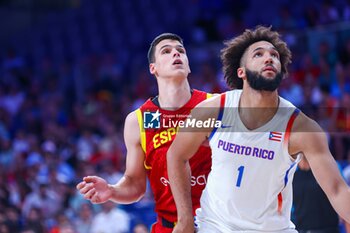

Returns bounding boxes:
[147,33,184,64]
[221,26,292,89]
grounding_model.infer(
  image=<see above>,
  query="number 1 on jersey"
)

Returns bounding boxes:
[236,166,245,187]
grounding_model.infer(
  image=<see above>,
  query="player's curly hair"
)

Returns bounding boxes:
[221,26,292,89]
[148,33,184,64]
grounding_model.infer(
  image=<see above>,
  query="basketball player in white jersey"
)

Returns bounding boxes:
[167,26,350,233]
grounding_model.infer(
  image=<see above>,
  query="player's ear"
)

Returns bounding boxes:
[237,67,245,79]
[149,63,156,75]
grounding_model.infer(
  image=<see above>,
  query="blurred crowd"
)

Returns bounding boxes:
[0,0,350,232]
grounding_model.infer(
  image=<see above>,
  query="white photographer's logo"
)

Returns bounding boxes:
[163,118,222,128]
[144,110,161,129]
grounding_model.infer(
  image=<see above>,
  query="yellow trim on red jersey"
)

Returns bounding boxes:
[135,109,147,154]
[206,93,213,99]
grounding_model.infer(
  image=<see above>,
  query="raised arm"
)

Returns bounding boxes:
[167,95,221,233]
[77,111,147,204]
[289,113,350,223]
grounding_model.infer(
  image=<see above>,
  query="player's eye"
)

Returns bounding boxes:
[271,52,279,59]
[162,49,171,54]
[178,48,185,53]
[253,52,262,57]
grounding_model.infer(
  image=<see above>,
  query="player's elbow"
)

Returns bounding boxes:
[323,180,350,219]
[167,146,185,169]
[133,189,146,202]
[123,184,146,204]
[132,181,147,202]
[116,176,147,204]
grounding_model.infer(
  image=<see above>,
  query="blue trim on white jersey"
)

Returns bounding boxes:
[208,103,224,141]
[284,162,297,187]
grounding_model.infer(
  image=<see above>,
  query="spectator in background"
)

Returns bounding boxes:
[20,228,35,233]
[22,183,60,220]
[319,0,340,24]
[0,222,9,233]
[22,207,44,233]
[3,206,21,233]
[339,38,350,66]
[49,211,75,233]
[133,223,149,233]
[73,202,93,233]
[0,173,10,210]
[90,201,130,233]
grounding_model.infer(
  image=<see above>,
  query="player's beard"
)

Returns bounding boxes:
[245,69,283,92]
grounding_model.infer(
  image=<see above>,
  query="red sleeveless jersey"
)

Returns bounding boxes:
[136,89,212,223]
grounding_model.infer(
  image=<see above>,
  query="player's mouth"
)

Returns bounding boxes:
[262,65,277,73]
[173,59,183,65]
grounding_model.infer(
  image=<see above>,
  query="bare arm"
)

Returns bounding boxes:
[109,110,147,203]
[290,113,350,222]
[77,111,147,204]
[167,96,221,232]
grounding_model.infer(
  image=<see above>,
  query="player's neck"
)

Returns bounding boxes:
[238,87,280,130]
[157,78,191,110]
[240,86,279,108]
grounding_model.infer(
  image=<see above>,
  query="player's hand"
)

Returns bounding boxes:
[76,176,113,204]
[172,218,195,233]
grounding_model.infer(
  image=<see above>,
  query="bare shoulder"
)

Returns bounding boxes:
[289,111,328,156]
[292,111,324,133]
[197,93,222,107]
[125,110,139,126]
[124,110,141,144]
[192,94,222,120]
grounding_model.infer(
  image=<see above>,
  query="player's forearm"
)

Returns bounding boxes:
[167,152,194,223]
[108,176,146,204]
[329,183,350,223]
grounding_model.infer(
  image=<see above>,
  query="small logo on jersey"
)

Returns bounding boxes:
[144,110,161,129]
[269,131,283,142]
[220,124,232,129]
[160,175,206,187]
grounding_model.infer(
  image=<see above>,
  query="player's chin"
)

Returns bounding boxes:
[261,73,276,80]
[173,69,189,77]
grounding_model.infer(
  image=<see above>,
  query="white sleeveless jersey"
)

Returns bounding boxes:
[196,90,301,233]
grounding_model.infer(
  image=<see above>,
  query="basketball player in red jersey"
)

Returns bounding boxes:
[76,33,212,233]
